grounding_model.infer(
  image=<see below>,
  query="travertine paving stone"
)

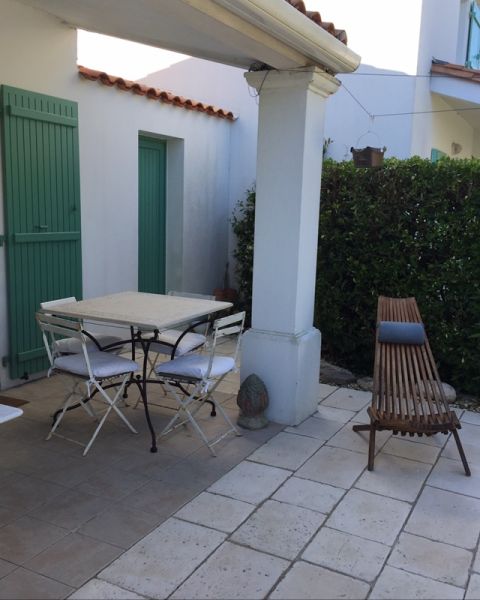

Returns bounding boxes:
[303,527,389,582]
[171,541,288,600]
[247,432,323,470]
[318,383,338,400]
[208,460,290,504]
[474,546,480,572]
[326,488,411,545]
[174,491,254,533]
[328,422,390,455]
[270,561,370,599]
[296,446,367,489]
[382,436,441,464]
[315,405,356,423]
[461,411,480,427]
[428,457,480,498]
[466,574,480,599]
[99,518,226,599]
[355,454,431,502]
[69,579,145,599]
[285,416,343,441]
[388,532,472,587]
[272,477,344,514]
[405,486,480,549]
[321,388,371,412]
[370,565,464,599]
[231,499,325,560]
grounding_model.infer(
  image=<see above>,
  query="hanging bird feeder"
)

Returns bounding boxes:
[350,122,386,168]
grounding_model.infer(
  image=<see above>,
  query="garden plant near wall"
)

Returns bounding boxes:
[232,157,480,396]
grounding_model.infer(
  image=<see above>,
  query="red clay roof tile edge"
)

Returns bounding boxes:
[78,65,236,121]
[431,61,480,84]
[285,0,348,45]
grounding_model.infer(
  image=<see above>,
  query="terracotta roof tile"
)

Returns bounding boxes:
[285,0,348,44]
[78,66,236,121]
[431,61,480,84]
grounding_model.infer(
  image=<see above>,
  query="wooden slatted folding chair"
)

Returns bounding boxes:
[353,296,470,476]
[36,312,139,455]
[154,311,245,456]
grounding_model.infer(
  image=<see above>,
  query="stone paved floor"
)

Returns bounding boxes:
[2,374,480,599]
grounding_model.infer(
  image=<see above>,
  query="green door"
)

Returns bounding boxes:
[138,136,166,293]
[1,86,82,379]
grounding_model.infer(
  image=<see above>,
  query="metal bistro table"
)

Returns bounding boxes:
[45,291,232,452]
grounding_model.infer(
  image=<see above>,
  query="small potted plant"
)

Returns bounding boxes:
[213,262,237,303]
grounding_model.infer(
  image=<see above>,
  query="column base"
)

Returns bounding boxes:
[240,327,321,425]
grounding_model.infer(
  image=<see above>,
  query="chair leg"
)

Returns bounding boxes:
[452,428,471,476]
[353,423,375,470]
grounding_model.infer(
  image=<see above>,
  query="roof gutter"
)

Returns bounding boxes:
[212,0,360,73]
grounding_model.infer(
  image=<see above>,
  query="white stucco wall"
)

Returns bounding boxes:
[308,0,479,161]
[0,0,234,389]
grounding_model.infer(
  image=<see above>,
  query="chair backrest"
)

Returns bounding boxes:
[40,297,77,310]
[36,312,93,377]
[204,311,245,377]
[168,290,216,301]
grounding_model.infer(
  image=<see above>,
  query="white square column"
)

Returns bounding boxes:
[241,67,340,425]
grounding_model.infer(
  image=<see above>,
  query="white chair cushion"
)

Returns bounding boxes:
[155,354,235,380]
[148,329,206,357]
[0,404,23,424]
[54,352,138,379]
[54,334,124,354]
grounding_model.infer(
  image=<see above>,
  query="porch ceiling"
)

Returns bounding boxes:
[19,0,359,73]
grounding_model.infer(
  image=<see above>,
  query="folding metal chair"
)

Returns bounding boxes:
[40,297,124,355]
[36,312,139,455]
[154,311,245,456]
[132,291,215,409]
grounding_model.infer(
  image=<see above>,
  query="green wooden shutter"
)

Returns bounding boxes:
[1,85,82,379]
[138,136,166,294]
[467,1,480,69]
[431,148,447,163]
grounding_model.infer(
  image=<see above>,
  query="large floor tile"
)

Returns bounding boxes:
[0,515,67,564]
[175,491,255,533]
[75,466,150,500]
[466,574,480,599]
[327,422,390,455]
[303,527,389,582]
[355,454,431,502]
[231,499,324,560]
[321,388,371,412]
[270,561,369,599]
[99,518,226,599]
[388,532,472,587]
[272,477,344,514]
[29,488,112,530]
[0,472,65,512]
[69,579,145,599]
[0,558,17,578]
[381,436,441,464]
[171,541,288,599]
[285,417,343,441]
[317,383,338,401]
[208,461,290,504]
[370,565,463,599]
[461,411,480,426]
[315,404,356,423]
[296,446,367,489]
[442,438,480,465]
[326,488,411,545]
[405,486,480,549]
[122,479,200,517]
[247,432,322,470]
[78,504,162,549]
[428,457,480,497]
[26,532,123,588]
[0,567,73,600]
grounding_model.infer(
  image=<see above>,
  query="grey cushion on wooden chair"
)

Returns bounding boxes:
[378,321,425,345]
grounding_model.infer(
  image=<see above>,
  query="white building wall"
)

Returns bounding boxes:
[0,0,233,388]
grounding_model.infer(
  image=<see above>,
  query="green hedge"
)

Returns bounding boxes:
[232,157,480,395]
